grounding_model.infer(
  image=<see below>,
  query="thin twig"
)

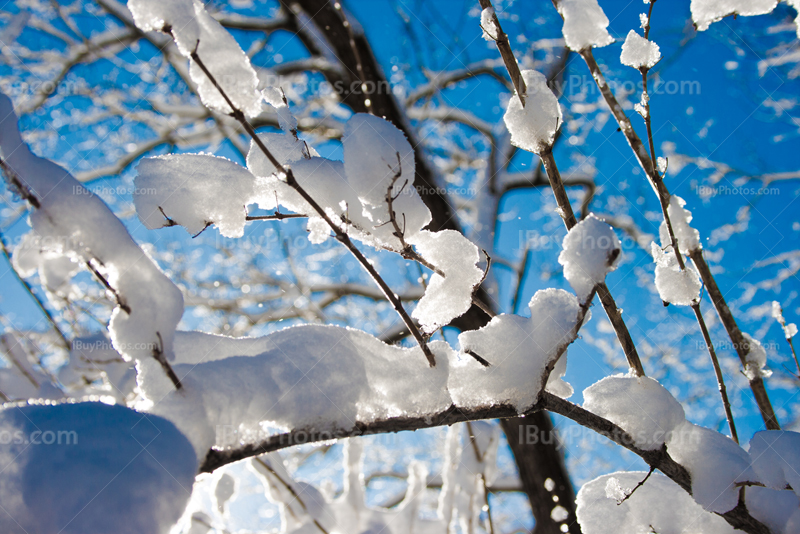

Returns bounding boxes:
[477,0,526,104]
[188,45,436,366]
[617,465,655,504]
[692,302,738,443]
[152,331,182,390]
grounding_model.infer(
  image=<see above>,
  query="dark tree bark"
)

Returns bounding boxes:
[281,2,579,531]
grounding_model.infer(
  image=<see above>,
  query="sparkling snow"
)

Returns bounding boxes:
[456,288,581,409]
[409,230,484,333]
[576,472,735,534]
[558,214,621,302]
[503,69,562,154]
[667,421,757,513]
[135,153,256,238]
[480,7,499,41]
[557,0,615,51]
[691,0,778,31]
[620,30,661,69]
[582,374,685,450]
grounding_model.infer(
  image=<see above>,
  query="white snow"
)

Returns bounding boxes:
[480,7,499,41]
[245,117,432,253]
[0,402,196,534]
[773,301,798,339]
[127,0,198,54]
[650,242,702,306]
[0,94,184,367]
[691,0,778,31]
[659,195,701,253]
[745,487,800,534]
[742,332,772,380]
[558,214,621,302]
[620,30,661,69]
[557,0,615,52]
[503,69,562,155]
[657,156,668,174]
[128,0,264,117]
[456,288,581,410]
[667,420,757,513]
[582,374,686,450]
[137,324,453,454]
[409,229,483,333]
[134,294,584,454]
[342,114,431,244]
[246,131,310,180]
[576,472,736,534]
[749,430,800,498]
[135,153,256,238]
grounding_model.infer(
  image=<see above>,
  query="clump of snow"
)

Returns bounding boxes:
[650,242,702,306]
[745,487,800,534]
[127,0,198,53]
[455,288,581,410]
[0,93,184,367]
[773,301,798,340]
[667,421,757,513]
[659,195,701,253]
[135,153,256,238]
[137,324,454,453]
[558,214,621,302]
[480,7,499,41]
[128,0,263,117]
[0,402,196,534]
[503,69,562,154]
[557,0,615,51]
[749,430,800,497]
[576,472,736,534]
[742,333,772,380]
[546,347,574,398]
[690,0,778,31]
[246,131,310,179]
[582,374,686,450]
[187,2,263,117]
[342,113,431,242]
[620,30,661,69]
[245,116,432,253]
[657,156,668,175]
[409,230,484,333]
[604,476,626,502]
